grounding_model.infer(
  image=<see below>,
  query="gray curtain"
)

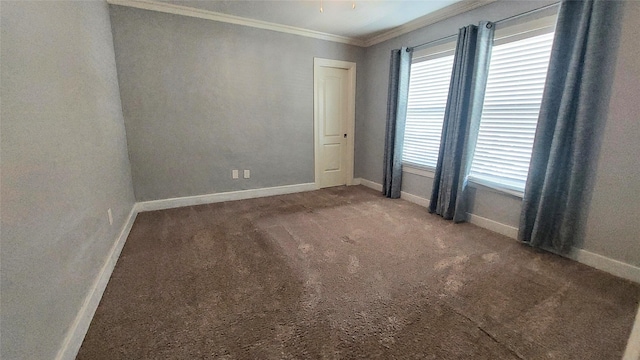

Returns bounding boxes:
[519,0,624,253]
[383,47,412,198]
[429,22,494,221]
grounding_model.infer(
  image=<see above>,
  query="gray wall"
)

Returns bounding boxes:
[355,0,640,266]
[401,173,522,228]
[109,6,366,201]
[0,2,135,359]
[582,1,640,266]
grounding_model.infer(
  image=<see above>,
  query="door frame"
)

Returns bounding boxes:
[313,58,356,189]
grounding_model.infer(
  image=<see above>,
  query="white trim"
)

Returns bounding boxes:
[55,207,138,360]
[363,0,496,47]
[494,14,558,45]
[107,0,366,47]
[357,178,383,192]
[55,180,640,359]
[463,213,640,283]
[624,306,640,360]
[467,213,519,239]
[314,58,357,189]
[107,0,497,48]
[135,183,317,212]
[355,178,433,208]
[570,248,640,284]
[467,178,524,198]
[464,214,640,284]
[412,39,457,62]
[354,180,639,284]
[402,165,435,178]
[400,192,431,208]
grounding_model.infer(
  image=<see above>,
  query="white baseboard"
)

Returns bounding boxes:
[571,248,640,284]
[467,213,519,240]
[355,178,383,192]
[395,188,520,240]
[363,182,639,284]
[464,214,640,283]
[55,180,640,360]
[355,178,432,208]
[55,207,138,360]
[400,191,431,208]
[135,183,317,212]
[624,305,640,360]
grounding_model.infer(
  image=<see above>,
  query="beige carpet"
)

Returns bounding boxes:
[77,186,639,359]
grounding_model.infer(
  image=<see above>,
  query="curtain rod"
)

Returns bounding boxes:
[494,2,560,25]
[408,1,560,52]
[408,33,458,52]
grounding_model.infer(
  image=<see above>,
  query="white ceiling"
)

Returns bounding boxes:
[158,0,463,40]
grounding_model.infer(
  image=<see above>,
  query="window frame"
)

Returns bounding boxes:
[401,13,559,199]
[467,14,558,198]
[402,39,457,172]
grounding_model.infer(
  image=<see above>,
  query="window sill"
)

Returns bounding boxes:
[402,164,524,199]
[467,177,524,199]
[402,164,435,178]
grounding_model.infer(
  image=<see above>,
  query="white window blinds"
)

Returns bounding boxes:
[469,28,555,193]
[403,48,455,168]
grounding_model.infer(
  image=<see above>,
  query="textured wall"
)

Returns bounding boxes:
[109,6,365,201]
[582,1,640,267]
[0,1,135,359]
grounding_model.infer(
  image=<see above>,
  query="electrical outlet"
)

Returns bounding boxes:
[243,170,250,179]
[232,170,239,179]
[107,208,113,226]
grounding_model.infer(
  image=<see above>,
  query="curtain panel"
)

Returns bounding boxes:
[429,21,494,222]
[518,0,624,253]
[382,47,412,198]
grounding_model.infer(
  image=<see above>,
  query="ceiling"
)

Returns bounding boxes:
[154,0,467,43]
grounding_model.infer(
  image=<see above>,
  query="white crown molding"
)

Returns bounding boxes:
[107,0,498,48]
[363,0,498,47]
[107,0,367,47]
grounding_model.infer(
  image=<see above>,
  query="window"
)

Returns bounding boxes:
[469,16,557,193]
[402,42,455,168]
[402,15,557,194]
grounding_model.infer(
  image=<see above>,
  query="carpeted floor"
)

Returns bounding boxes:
[77,186,639,359]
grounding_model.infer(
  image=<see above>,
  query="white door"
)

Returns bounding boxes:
[314,59,355,189]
